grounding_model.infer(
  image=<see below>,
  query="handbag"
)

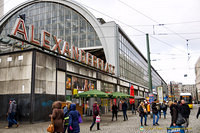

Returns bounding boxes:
[176,113,186,125]
[47,117,54,133]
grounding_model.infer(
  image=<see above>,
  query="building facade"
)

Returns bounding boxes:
[0,0,167,122]
[195,57,200,103]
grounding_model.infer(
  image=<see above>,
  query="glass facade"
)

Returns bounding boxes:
[118,30,164,89]
[0,2,101,53]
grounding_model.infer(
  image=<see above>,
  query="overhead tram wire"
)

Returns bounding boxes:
[78,1,188,54]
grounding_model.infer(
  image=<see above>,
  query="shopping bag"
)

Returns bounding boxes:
[47,117,54,133]
[167,126,185,133]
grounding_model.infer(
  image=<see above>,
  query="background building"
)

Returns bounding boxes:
[0,0,3,18]
[0,0,167,122]
[195,57,200,103]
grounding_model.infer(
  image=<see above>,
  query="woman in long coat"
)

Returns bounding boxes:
[50,101,64,133]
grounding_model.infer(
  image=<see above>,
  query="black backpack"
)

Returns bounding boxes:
[94,108,98,116]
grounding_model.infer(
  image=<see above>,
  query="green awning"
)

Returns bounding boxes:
[111,92,134,99]
[74,90,110,98]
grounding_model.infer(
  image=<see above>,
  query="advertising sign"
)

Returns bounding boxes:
[157,86,163,103]
[149,94,154,103]
[129,85,134,104]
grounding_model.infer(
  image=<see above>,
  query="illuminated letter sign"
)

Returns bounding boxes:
[71,45,79,60]
[10,18,116,75]
[52,35,62,54]
[62,41,71,57]
[29,25,40,45]
[11,18,28,45]
[41,30,51,49]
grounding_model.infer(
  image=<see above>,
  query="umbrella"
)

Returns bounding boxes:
[74,90,110,98]
[111,92,134,99]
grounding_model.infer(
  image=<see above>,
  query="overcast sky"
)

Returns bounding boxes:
[3,0,200,85]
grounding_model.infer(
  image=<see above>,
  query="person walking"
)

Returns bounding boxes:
[5,99,19,129]
[68,104,81,133]
[162,101,168,119]
[179,99,190,128]
[122,100,128,121]
[157,101,161,118]
[63,101,72,133]
[50,101,64,133]
[112,103,118,121]
[152,99,159,126]
[169,101,178,127]
[131,103,136,115]
[138,102,148,126]
[90,102,100,131]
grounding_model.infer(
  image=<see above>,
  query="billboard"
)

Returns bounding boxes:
[157,86,163,103]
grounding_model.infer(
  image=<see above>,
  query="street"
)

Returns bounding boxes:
[0,104,200,133]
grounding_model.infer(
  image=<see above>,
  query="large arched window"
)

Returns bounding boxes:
[0,2,102,52]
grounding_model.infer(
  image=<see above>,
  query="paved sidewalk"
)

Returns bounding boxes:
[0,105,199,133]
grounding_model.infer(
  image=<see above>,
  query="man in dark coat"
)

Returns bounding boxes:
[90,102,100,131]
[169,101,178,127]
[68,104,80,133]
[152,99,159,126]
[122,100,128,121]
[112,103,118,121]
[162,101,168,119]
[179,99,190,128]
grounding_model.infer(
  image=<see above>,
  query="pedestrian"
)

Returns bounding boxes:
[169,101,178,127]
[162,101,168,119]
[68,104,81,133]
[122,100,128,121]
[63,101,72,133]
[5,99,19,129]
[138,102,148,126]
[179,99,190,128]
[112,103,118,121]
[147,102,151,115]
[90,101,100,131]
[152,99,159,126]
[196,106,200,119]
[157,101,161,118]
[50,101,64,133]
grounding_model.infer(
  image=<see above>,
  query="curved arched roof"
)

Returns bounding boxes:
[0,0,110,62]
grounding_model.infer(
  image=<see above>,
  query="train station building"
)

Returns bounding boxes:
[0,0,167,122]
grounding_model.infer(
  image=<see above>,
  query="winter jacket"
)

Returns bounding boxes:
[179,104,190,118]
[152,102,158,114]
[68,104,80,133]
[112,105,118,114]
[139,106,147,117]
[52,105,64,132]
[93,103,100,119]
[162,103,167,112]
[122,102,128,111]
[8,100,17,113]
[170,104,178,124]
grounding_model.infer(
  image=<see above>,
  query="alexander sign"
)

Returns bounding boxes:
[11,18,115,75]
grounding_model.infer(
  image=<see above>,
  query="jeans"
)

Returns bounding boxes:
[123,110,128,120]
[8,112,17,127]
[153,113,159,125]
[112,112,117,121]
[140,114,147,125]
[163,111,166,118]
[90,118,100,130]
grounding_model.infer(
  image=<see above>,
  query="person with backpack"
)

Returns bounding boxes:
[138,102,148,126]
[90,102,100,131]
[63,101,72,133]
[179,100,190,128]
[112,103,118,121]
[162,101,168,119]
[5,99,19,129]
[152,99,159,126]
